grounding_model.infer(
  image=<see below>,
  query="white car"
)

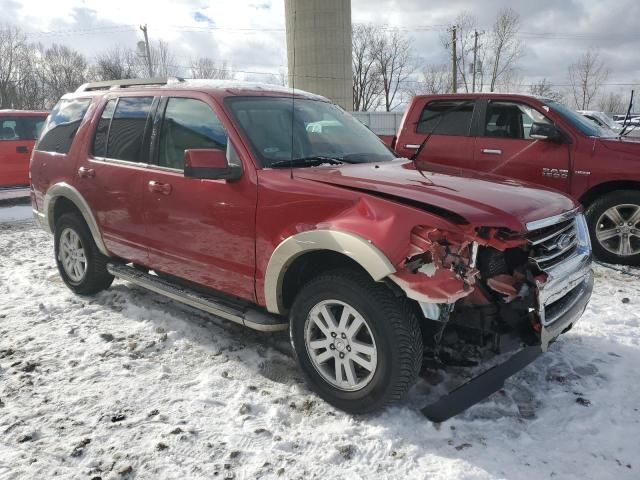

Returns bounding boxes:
[578,110,622,131]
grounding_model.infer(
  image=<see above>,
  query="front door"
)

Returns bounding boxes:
[394,99,477,171]
[474,100,571,192]
[142,95,257,302]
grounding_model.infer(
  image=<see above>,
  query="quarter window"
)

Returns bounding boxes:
[416,100,474,136]
[484,101,551,140]
[36,98,91,153]
[158,98,228,170]
[106,97,154,162]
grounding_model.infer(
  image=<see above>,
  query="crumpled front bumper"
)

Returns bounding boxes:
[422,271,593,422]
[422,212,594,422]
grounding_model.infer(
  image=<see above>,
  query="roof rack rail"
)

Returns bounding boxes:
[75,77,185,93]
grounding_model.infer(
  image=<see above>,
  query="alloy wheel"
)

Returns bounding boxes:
[59,227,87,282]
[304,299,378,392]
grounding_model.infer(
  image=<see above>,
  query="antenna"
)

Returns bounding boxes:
[289,7,296,180]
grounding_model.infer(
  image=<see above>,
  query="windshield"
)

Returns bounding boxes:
[225,97,396,168]
[546,100,616,138]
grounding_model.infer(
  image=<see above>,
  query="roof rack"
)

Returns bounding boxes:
[75,77,185,93]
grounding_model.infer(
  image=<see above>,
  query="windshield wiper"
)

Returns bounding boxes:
[270,156,345,169]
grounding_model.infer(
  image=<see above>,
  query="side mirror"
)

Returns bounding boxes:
[184,149,242,181]
[530,122,562,142]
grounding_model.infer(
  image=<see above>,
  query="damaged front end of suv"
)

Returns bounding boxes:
[388,209,594,421]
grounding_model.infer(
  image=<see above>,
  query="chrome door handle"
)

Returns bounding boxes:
[405,144,421,149]
[148,180,172,195]
[77,166,95,178]
[480,149,502,155]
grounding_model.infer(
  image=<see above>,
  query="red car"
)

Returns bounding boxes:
[0,110,48,188]
[30,79,593,420]
[393,94,640,265]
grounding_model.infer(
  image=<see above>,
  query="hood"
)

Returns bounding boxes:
[295,160,577,233]
[599,135,640,154]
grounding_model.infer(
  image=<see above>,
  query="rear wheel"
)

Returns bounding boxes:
[585,190,640,265]
[54,213,114,294]
[290,269,423,414]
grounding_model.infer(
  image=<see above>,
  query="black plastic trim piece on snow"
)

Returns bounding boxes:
[422,345,543,423]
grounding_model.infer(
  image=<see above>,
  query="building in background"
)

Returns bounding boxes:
[284,0,353,110]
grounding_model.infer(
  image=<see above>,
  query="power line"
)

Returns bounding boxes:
[17,22,640,40]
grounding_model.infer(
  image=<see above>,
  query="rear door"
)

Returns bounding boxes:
[76,95,156,264]
[394,98,477,171]
[474,99,571,192]
[141,95,257,302]
[0,115,45,187]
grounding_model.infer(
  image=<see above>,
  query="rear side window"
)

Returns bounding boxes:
[416,100,474,136]
[0,117,45,141]
[158,98,227,170]
[106,97,154,162]
[92,99,117,157]
[36,98,91,153]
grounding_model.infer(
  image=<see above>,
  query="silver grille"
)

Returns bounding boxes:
[528,215,578,270]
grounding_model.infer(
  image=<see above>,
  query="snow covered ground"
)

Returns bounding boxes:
[1,209,639,480]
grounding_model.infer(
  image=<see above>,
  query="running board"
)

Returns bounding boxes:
[107,263,288,332]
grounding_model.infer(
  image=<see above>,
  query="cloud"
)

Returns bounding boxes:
[1,0,638,96]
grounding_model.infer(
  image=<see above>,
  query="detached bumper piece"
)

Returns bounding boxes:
[422,271,594,423]
[422,346,542,422]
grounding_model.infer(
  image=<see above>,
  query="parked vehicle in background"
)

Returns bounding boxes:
[30,78,593,421]
[0,110,48,188]
[613,114,640,124]
[393,94,640,265]
[578,110,622,132]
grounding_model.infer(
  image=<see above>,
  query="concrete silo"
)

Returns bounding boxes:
[284,0,353,110]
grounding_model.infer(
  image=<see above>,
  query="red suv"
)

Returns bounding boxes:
[393,94,640,265]
[30,79,593,420]
[0,110,48,188]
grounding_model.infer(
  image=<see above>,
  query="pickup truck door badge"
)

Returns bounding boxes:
[542,167,569,178]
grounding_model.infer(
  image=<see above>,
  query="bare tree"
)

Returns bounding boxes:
[487,8,524,92]
[93,46,138,81]
[372,29,413,111]
[352,24,382,111]
[145,40,180,77]
[0,24,30,108]
[190,57,234,79]
[41,44,89,105]
[568,49,609,110]
[529,78,565,102]
[410,64,451,95]
[597,91,627,115]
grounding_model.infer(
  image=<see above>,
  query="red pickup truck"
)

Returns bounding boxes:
[30,79,592,420]
[0,110,48,188]
[391,94,640,265]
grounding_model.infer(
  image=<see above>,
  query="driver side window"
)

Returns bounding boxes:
[484,101,551,140]
[158,98,228,170]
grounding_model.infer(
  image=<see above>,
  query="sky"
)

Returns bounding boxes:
[2,0,639,100]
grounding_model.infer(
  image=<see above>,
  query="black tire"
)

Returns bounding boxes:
[54,213,114,294]
[289,269,423,414]
[585,190,640,266]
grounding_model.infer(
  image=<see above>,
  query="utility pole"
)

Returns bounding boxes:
[471,30,484,93]
[139,24,153,78]
[451,26,457,93]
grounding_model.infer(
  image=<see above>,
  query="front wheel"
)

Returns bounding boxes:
[585,190,640,266]
[290,269,423,414]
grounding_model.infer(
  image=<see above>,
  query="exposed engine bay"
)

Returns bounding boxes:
[390,224,554,368]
